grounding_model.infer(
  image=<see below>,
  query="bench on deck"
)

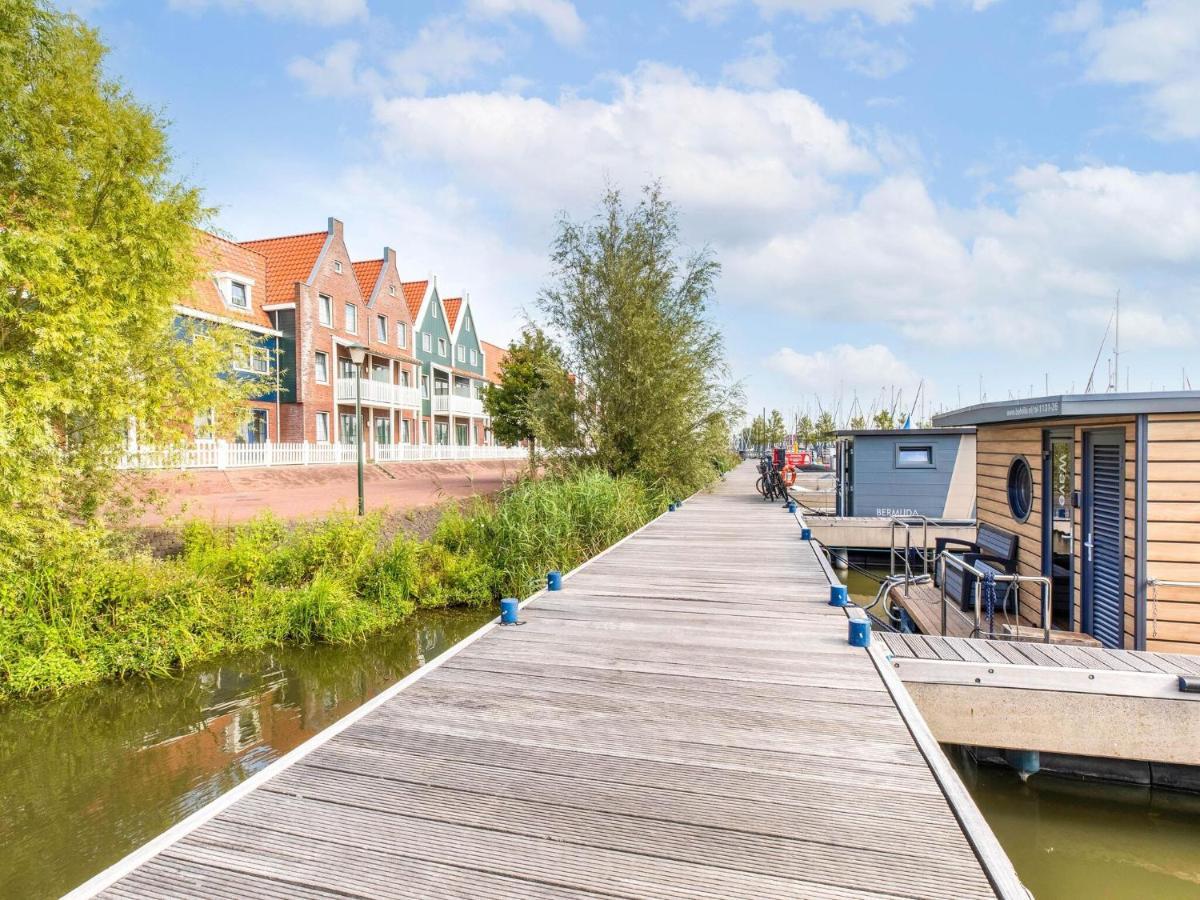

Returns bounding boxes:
[935,523,1020,613]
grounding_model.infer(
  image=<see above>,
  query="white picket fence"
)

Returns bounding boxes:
[119,440,526,471]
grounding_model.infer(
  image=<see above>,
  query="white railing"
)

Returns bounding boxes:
[430,393,486,417]
[374,443,526,462]
[119,440,524,470]
[335,378,421,408]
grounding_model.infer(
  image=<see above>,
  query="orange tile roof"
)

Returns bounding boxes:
[180,231,273,329]
[481,340,508,383]
[239,231,328,304]
[401,280,428,321]
[352,259,384,301]
[443,297,463,332]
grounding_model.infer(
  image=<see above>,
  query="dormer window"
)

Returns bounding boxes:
[230,281,248,309]
[214,272,254,311]
[334,260,343,274]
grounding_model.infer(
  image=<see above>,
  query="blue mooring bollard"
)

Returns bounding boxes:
[547,570,562,591]
[668,502,677,511]
[500,597,519,624]
[786,499,797,513]
[801,527,812,541]
[828,584,850,607]
[848,617,871,647]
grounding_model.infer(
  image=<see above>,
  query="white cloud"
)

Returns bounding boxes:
[167,0,366,25]
[371,64,877,240]
[681,0,995,26]
[722,33,786,88]
[467,0,586,44]
[1068,0,1200,139]
[287,40,361,98]
[677,0,740,23]
[767,344,923,404]
[821,16,910,78]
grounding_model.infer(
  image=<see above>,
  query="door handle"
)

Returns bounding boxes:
[1083,533,1093,559]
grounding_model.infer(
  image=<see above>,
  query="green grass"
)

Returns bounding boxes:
[0,468,677,701]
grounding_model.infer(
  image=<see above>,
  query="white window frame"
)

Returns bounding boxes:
[334,260,343,274]
[389,283,396,297]
[397,322,407,348]
[456,345,465,362]
[318,294,332,327]
[376,314,388,342]
[314,350,329,384]
[345,303,358,334]
[422,333,431,352]
[470,348,478,366]
[230,280,249,310]
[314,411,330,443]
[438,338,447,357]
[250,347,270,374]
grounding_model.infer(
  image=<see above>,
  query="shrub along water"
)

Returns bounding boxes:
[0,469,673,701]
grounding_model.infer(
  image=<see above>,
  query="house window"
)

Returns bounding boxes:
[895,445,934,468]
[376,315,388,342]
[401,418,411,443]
[340,412,358,444]
[230,281,249,309]
[456,345,465,362]
[456,423,468,446]
[334,260,343,274]
[250,347,270,374]
[422,333,431,352]
[338,357,357,379]
[389,283,396,297]
[400,370,411,387]
[433,304,438,319]
[422,420,430,443]
[465,317,471,333]
[314,351,329,384]
[421,374,430,399]
[397,323,407,348]
[194,409,215,442]
[345,303,358,334]
[470,349,478,366]
[318,294,332,326]
[438,338,447,357]
[314,412,330,443]
[434,422,449,445]
[237,409,268,445]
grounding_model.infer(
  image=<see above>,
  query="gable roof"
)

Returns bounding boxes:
[401,280,428,321]
[239,231,327,304]
[179,231,275,331]
[443,297,463,333]
[352,259,384,302]
[481,340,507,383]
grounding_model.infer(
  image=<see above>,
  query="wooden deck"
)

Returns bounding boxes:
[880,632,1200,765]
[74,463,1020,899]
[887,580,1101,645]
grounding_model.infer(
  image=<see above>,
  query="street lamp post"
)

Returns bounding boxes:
[348,343,368,515]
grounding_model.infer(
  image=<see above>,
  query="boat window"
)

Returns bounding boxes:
[1007,456,1033,522]
[895,445,934,468]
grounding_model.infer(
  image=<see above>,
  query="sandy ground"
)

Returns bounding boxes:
[125,459,524,526]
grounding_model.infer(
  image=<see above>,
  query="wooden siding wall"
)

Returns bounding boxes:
[1145,413,1200,653]
[976,420,1137,647]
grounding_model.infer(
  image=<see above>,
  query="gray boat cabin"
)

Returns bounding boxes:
[835,427,977,519]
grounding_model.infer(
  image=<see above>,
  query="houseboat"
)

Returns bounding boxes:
[926,392,1200,654]
[834,427,976,519]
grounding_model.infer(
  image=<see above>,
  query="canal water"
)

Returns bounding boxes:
[843,565,1200,898]
[0,606,495,900]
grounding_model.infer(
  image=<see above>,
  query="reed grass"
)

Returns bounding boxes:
[0,468,675,700]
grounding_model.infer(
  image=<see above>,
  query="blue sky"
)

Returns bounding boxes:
[74,0,1200,424]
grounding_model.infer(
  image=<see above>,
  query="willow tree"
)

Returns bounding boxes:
[0,2,263,565]
[539,184,742,495]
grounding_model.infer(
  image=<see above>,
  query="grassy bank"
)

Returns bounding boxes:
[0,469,671,701]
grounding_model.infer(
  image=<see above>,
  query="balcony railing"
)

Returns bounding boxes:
[430,392,486,417]
[336,377,421,408]
[119,440,525,470]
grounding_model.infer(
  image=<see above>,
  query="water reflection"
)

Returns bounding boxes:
[0,606,494,900]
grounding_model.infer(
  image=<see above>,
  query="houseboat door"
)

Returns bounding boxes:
[1043,430,1075,630]
[1082,430,1125,648]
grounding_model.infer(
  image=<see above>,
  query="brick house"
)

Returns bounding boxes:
[171,232,287,444]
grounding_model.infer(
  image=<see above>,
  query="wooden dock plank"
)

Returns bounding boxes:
[82,463,1002,900]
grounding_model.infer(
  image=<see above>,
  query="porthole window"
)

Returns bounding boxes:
[1007,456,1033,523]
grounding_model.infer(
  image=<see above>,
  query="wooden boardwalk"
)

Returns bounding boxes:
[76,463,1019,899]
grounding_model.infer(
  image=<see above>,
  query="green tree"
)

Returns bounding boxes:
[539,183,742,495]
[747,414,767,450]
[873,409,895,430]
[766,409,786,447]
[796,414,814,448]
[848,414,867,430]
[814,411,836,445]
[0,2,264,567]
[482,327,578,471]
